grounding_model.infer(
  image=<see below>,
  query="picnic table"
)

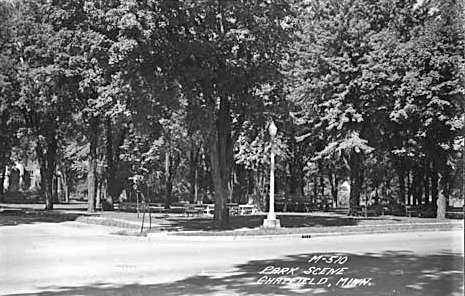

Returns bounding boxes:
[202,204,215,215]
[184,204,204,217]
[118,201,139,212]
[350,206,377,217]
[238,204,257,215]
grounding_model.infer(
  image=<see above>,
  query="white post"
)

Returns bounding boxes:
[268,143,276,220]
[263,121,281,228]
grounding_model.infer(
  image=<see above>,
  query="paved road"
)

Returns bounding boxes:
[0,222,463,296]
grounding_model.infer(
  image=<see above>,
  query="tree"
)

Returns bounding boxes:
[0,1,22,202]
[289,0,408,214]
[170,0,295,228]
[9,0,82,209]
[387,0,464,214]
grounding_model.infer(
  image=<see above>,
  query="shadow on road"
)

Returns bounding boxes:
[4,250,463,296]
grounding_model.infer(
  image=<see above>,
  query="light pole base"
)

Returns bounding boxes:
[263,218,281,229]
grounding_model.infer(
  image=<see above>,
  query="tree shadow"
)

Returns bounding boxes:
[1,191,44,204]
[3,251,463,296]
[0,208,87,227]
[162,214,402,231]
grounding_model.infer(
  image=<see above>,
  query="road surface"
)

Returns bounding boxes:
[0,221,463,296]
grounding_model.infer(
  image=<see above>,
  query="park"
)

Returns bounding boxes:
[0,0,464,295]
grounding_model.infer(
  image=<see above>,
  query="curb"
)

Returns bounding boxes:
[147,222,463,242]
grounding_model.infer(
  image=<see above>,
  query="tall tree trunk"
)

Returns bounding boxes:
[103,117,115,210]
[298,163,305,196]
[164,148,173,209]
[207,94,230,228]
[42,167,54,210]
[328,172,338,207]
[0,163,5,203]
[87,118,98,213]
[37,133,57,210]
[313,176,318,204]
[57,173,62,202]
[319,175,325,198]
[412,168,422,206]
[423,160,430,204]
[423,173,430,204]
[194,169,199,203]
[189,147,195,204]
[46,138,57,210]
[61,171,69,203]
[397,163,405,205]
[407,170,412,205]
[96,178,102,209]
[288,162,297,195]
[436,174,446,219]
[218,96,234,196]
[431,169,439,205]
[87,157,97,213]
[411,171,417,206]
[189,142,200,204]
[52,173,58,204]
[348,149,362,215]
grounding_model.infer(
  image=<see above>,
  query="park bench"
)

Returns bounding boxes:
[367,204,386,216]
[405,205,419,217]
[304,205,320,212]
[148,203,165,213]
[383,204,405,216]
[348,206,360,216]
[363,206,377,217]
[119,201,139,212]
[275,200,287,212]
[330,207,349,215]
[350,206,376,217]
[167,203,188,214]
[349,206,364,216]
[417,205,437,218]
[359,206,376,217]
[184,204,203,217]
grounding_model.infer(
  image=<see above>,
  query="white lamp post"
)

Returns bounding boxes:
[263,121,281,228]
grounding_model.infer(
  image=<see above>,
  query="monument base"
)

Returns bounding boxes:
[263,218,281,229]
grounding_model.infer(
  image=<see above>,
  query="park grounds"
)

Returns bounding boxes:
[0,193,463,240]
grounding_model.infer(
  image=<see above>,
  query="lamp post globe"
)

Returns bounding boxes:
[269,121,277,138]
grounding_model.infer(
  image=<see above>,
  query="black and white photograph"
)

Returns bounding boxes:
[0,0,463,295]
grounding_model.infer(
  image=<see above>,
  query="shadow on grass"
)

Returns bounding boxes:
[4,251,463,296]
[1,191,45,204]
[162,214,402,231]
[0,208,88,227]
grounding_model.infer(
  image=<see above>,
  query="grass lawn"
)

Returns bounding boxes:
[1,201,462,237]
[86,210,463,237]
